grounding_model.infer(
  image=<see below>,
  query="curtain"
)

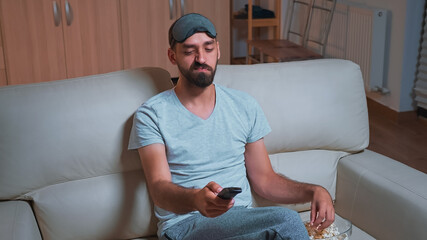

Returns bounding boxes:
[415,5,427,111]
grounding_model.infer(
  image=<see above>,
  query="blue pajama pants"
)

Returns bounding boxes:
[162,206,310,240]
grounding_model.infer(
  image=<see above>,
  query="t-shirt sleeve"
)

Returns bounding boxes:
[246,96,272,143]
[128,104,164,150]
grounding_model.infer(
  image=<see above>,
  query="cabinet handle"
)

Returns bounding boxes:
[169,0,174,20]
[65,0,73,26]
[52,1,61,26]
[180,0,185,16]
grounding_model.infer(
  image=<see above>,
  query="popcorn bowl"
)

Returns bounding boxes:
[300,212,352,240]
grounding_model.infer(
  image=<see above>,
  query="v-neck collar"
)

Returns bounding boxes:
[172,84,218,122]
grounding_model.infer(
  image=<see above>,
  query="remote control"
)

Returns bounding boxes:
[217,187,242,200]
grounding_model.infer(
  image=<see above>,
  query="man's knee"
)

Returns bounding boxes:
[266,207,309,239]
[266,207,300,224]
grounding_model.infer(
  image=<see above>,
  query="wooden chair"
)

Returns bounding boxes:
[246,0,282,63]
[247,0,336,63]
[303,0,336,56]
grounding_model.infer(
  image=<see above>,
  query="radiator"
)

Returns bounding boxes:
[326,3,389,94]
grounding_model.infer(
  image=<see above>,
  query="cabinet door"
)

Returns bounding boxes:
[121,0,178,77]
[183,0,231,64]
[0,0,67,85]
[61,0,123,78]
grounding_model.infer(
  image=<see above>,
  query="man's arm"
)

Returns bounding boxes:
[138,143,234,217]
[244,139,335,230]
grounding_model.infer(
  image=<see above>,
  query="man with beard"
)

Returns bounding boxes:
[128,13,334,240]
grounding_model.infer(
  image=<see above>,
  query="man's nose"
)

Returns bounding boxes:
[195,50,206,64]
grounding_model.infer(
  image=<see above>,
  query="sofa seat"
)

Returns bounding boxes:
[0,201,41,240]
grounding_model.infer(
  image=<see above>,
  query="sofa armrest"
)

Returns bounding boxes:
[0,201,42,240]
[335,150,427,240]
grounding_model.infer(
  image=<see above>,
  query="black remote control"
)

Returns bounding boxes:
[217,187,242,200]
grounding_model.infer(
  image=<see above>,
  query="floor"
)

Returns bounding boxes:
[367,100,427,174]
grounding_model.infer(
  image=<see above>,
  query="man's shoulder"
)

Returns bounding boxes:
[216,84,257,105]
[140,89,174,109]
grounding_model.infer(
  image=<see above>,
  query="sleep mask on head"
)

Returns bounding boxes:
[169,13,217,47]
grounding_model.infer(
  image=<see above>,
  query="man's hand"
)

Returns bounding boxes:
[310,186,335,230]
[194,181,235,218]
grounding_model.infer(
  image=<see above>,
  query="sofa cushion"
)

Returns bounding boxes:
[252,150,349,212]
[0,201,42,240]
[26,170,157,240]
[336,150,427,240]
[214,59,369,154]
[0,68,172,200]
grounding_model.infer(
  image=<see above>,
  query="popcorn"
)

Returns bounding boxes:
[304,222,349,240]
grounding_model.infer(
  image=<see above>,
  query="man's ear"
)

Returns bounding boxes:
[168,48,177,65]
[216,41,221,60]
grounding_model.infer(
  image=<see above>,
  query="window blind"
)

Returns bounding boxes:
[415,6,427,111]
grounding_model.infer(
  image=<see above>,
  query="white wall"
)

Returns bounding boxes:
[341,0,425,112]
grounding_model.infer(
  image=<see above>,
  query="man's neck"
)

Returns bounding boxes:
[174,78,216,120]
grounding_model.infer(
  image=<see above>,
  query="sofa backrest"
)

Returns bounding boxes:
[0,59,369,239]
[0,68,173,239]
[215,59,369,154]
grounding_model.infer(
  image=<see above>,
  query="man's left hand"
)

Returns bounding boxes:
[310,186,335,230]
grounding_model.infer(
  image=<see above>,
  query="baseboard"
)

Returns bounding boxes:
[366,98,417,123]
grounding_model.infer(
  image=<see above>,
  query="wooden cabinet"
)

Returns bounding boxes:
[121,0,230,78]
[0,0,67,85]
[0,0,230,85]
[121,0,177,76]
[0,0,122,85]
[61,0,123,79]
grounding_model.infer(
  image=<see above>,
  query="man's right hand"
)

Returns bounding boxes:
[194,181,235,218]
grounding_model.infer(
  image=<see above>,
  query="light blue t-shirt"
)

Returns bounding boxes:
[128,84,271,237]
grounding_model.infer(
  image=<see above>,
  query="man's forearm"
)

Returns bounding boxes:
[149,180,199,214]
[251,173,318,204]
[147,180,234,218]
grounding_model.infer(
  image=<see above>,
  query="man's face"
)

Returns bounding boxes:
[169,32,220,88]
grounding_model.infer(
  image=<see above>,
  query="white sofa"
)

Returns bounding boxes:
[0,59,426,240]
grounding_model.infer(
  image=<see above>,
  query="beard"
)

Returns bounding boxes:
[178,59,218,88]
